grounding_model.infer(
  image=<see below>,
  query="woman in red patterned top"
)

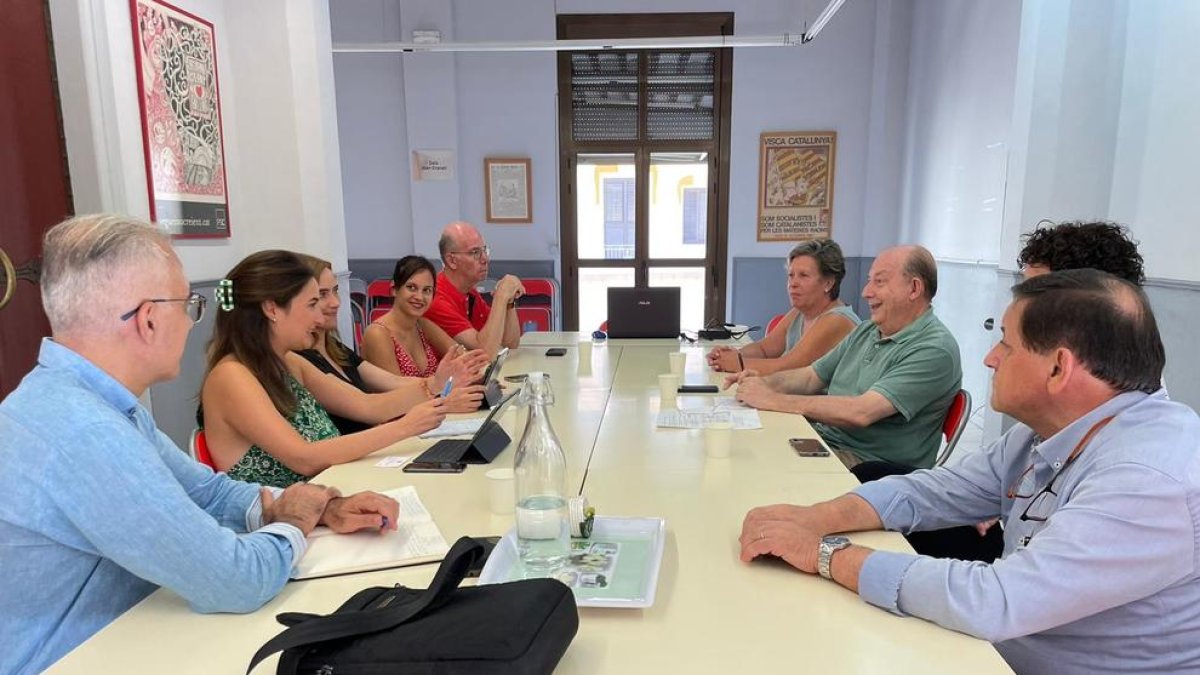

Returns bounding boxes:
[362,256,464,379]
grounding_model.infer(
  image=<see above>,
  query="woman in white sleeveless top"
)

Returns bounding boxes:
[707,239,860,376]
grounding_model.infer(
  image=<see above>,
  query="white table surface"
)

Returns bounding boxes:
[48,334,1011,674]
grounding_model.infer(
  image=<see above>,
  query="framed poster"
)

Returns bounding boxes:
[484,158,532,224]
[756,131,836,242]
[130,0,231,238]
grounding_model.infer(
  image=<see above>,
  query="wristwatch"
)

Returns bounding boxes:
[818,535,852,580]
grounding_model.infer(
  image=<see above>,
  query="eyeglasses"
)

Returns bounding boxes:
[120,292,207,323]
[450,246,490,261]
[1007,415,1115,522]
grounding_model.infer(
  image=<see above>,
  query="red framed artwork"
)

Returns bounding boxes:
[129,0,231,238]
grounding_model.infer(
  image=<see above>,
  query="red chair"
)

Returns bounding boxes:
[517,306,551,332]
[766,313,787,334]
[519,278,558,330]
[369,307,390,323]
[366,279,393,315]
[189,429,217,470]
[936,389,972,467]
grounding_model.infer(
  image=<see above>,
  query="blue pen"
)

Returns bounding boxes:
[440,376,453,398]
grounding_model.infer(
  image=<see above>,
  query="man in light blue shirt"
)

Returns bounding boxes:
[0,214,399,674]
[739,269,1200,673]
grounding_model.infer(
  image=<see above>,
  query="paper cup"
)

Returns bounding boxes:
[658,373,680,408]
[577,340,593,374]
[705,421,734,459]
[668,351,686,376]
[485,468,515,515]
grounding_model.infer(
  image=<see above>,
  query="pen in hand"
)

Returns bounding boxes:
[441,376,454,398]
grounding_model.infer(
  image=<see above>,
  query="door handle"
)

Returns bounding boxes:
[0,247,14,310]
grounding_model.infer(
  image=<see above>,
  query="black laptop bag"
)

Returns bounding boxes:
[248,537,579,675]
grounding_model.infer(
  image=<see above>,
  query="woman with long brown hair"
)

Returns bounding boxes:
[291,254,488,434]
[200,250,445,487]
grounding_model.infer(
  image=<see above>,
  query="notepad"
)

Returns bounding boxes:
[293,486,450,580]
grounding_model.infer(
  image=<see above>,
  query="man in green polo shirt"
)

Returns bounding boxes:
[732,245,961,470]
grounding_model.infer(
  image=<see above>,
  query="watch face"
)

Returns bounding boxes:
[824,536,851,547]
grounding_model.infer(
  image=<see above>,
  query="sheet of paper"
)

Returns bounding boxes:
[713,396,750,411]
[419,418,484,438]
[655,407,763,430]
[295,486,450,580]
[374,455,412,468]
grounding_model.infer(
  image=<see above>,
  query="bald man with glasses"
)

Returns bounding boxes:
[425,220,523,356]
[739,270,1200,674]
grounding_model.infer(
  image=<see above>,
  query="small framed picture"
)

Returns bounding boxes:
[484,157,532,224]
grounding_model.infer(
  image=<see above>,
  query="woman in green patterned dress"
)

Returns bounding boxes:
[199,250,447,487]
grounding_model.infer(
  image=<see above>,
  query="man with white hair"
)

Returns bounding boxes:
[0,214,398,674]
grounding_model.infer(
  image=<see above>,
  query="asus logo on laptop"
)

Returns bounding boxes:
[637,300,651,306]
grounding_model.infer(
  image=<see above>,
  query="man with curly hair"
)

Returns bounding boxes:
[1018,220,1145,284]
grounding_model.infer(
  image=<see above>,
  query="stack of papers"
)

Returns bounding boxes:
[293,486,450,580]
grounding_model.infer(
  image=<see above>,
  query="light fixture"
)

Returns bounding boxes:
[802,0,848,43]
[331,1,847,54]
[333,34,804,54]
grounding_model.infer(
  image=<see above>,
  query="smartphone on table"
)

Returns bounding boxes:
[545,347,567,357]
[789,438,831,458]
[403,461,466,474]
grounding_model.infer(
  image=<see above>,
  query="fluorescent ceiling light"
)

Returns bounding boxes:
[802,0,848,43]
[333,34,804,54]
[331,1,848,54]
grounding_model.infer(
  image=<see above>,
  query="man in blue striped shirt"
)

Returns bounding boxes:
[0,215,399,674]
[740,269,1200,673]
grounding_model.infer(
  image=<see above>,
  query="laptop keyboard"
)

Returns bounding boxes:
[415,439,470,463]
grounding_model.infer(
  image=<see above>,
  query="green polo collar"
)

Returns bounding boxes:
[872,307,935,345]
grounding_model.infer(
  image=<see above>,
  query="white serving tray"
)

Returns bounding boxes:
[477,516,666,608]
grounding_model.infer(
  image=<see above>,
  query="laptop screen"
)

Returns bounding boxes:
[606,287,681,338]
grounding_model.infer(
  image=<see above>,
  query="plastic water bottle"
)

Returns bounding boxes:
[513,372,569,571]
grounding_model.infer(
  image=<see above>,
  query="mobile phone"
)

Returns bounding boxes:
[677,384,719,394]
[789,438,830,457]
[545,347,568,357]
[402,461,466,474]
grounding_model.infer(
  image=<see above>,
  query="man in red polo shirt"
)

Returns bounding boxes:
[425,221,524,356]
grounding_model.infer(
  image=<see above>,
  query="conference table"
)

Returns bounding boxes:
[49,334,1012,674]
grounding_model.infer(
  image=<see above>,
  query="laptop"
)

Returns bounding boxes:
[414,389,520,464]
[606,287,681,338]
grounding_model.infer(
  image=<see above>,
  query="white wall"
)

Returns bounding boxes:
[330,0,910,269]
[50,0,348,281]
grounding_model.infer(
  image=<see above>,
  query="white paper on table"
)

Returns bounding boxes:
[713,396,750,411]
[419,418,484,438]
[294,486,450,580]
[655,407,762,430]
[374,455,413,468]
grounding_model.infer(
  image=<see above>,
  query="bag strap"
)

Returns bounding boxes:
[247,537,484,674]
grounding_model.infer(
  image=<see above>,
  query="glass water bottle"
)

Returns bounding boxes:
[513,372,569,570]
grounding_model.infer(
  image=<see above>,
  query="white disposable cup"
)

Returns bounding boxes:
[577,341,593,374]
[485,468,515,515]
[705,422,734,459]
[668,351,686,376]
[658,374,680,408]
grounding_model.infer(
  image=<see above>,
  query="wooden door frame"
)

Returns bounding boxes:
[556,13,734,330]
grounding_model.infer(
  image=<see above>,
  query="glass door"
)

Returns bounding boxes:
[557,29,733,332]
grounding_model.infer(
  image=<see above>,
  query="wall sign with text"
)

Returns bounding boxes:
[756,131,836,242]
